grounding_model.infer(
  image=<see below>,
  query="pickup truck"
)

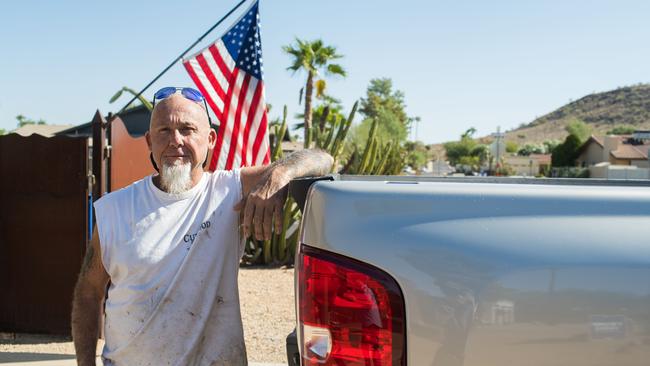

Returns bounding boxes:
[285,176,650,366]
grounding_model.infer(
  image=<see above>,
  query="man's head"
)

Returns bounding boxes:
[145,91,216,194]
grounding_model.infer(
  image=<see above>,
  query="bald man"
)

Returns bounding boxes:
[71,87,332,366]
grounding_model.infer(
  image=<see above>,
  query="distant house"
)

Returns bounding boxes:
[56,104,151,138]
[503,154,551,176]
[576,132,650,168]
[576,131,650,179]
[11,124,74,137]
[423,159,455,176]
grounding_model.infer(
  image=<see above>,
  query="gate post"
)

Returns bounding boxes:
[92,110,108,199]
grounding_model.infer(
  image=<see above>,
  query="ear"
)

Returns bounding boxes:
[145,131,152,151]
[207,127,217,150]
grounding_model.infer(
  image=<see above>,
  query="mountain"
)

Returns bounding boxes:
[503,83,650,144]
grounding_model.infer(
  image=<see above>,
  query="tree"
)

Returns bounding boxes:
[471,144,489,166]
[461,127,476,139]
[16,115,46,128]
[443,128,489,170]
[444,133,477,166]
[543,139,561,154]
[0,128,6,135]
[518,143,545,156]
[505,141,519,153]
[283,38,346,147]
[606,125,636,135]
[359,78,409,127]
[565,118,591,142]
[551,134,582,167]
[551,119,591,167]
[349,107,408,149]
[348,78,412,152]
[404,141,430,172]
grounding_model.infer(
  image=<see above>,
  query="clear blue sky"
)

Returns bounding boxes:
[1,0,649,143]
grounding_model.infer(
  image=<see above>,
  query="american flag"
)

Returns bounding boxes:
[183,0,270,171]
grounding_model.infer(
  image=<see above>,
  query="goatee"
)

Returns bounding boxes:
[160,161,192,194]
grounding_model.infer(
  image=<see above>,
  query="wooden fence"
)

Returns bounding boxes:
[0,133,88,334]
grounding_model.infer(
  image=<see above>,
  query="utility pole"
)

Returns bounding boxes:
[491,126,505,175]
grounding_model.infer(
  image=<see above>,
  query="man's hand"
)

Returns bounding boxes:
[235,167,290,240]
[237,149,333,241]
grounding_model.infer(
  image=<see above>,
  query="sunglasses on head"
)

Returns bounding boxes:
[152,87,212,125]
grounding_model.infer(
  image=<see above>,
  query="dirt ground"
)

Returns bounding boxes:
[0,266,295,364]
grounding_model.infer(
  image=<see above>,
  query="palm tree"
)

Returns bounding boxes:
[283,38,346,147]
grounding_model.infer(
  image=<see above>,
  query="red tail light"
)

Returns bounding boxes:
[298,245,406,365]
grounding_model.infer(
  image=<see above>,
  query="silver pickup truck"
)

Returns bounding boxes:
[286,176,650,366]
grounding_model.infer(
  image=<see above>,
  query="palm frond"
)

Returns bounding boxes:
[326,64,346,77]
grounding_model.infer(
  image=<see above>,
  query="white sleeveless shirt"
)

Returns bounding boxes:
[93,170,247,366]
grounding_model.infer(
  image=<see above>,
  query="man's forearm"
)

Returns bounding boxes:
[239,149,334,240]
[272,148,334,179]
[71,285,102,366]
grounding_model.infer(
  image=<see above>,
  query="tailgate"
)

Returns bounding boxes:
[296,179,650,366]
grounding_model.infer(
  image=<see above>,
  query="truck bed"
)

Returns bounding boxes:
[293,176,650,366]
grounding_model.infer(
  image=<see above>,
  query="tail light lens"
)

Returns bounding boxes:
[298,245,406,365]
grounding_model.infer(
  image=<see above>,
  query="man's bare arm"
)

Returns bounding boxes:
[237,149,334,240]
[71,226,109,366]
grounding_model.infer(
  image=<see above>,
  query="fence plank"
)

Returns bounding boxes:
[0,134,88,334]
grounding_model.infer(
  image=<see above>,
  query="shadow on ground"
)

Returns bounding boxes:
[0,352,75,363]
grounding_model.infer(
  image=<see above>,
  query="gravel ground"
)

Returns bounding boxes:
[0,266,295,364]
[239,266,295,363]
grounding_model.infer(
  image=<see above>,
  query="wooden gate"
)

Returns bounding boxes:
[0,133,88,334]
[109,116,155,191]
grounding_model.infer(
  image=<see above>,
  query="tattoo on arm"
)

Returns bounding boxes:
[273,149,334,179]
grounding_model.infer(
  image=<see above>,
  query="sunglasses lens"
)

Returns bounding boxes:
[154,87,177,100]
[182,88,204,102]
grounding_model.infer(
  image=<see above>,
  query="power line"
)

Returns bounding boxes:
[116,0,248,118]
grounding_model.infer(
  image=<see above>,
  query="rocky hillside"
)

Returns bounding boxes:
[504,83,650,144]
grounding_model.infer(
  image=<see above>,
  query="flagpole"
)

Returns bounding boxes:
[115,0,248,117]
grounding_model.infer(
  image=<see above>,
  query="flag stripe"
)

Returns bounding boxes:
[183,60,223,121]
[209,43,233,81]
[202,44,232,96]
[250,86,269,165]
[217,70,245,170]
[210,68,241,171]
[252,112,270,166]
[242,82,264,166]
[196,54,227,102]
[225,74,252,170]
[235,78,259,167]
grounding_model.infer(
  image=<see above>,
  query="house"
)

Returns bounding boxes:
[423,159,455,176]
[576,132,650,168]
[576,131,650,179]
[11,124,74,137]
[503,154,551,176]
[480,300,515,325]
[57,104,151,138]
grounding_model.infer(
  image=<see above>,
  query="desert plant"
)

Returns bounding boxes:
[109,86,153,111]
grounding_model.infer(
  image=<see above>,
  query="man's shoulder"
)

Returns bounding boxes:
[207,169,242,193]
[95,175,151,206]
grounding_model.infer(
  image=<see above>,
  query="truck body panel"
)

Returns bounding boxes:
[297,179,650,365]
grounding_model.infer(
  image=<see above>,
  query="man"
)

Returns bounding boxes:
[71,87,333,366]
